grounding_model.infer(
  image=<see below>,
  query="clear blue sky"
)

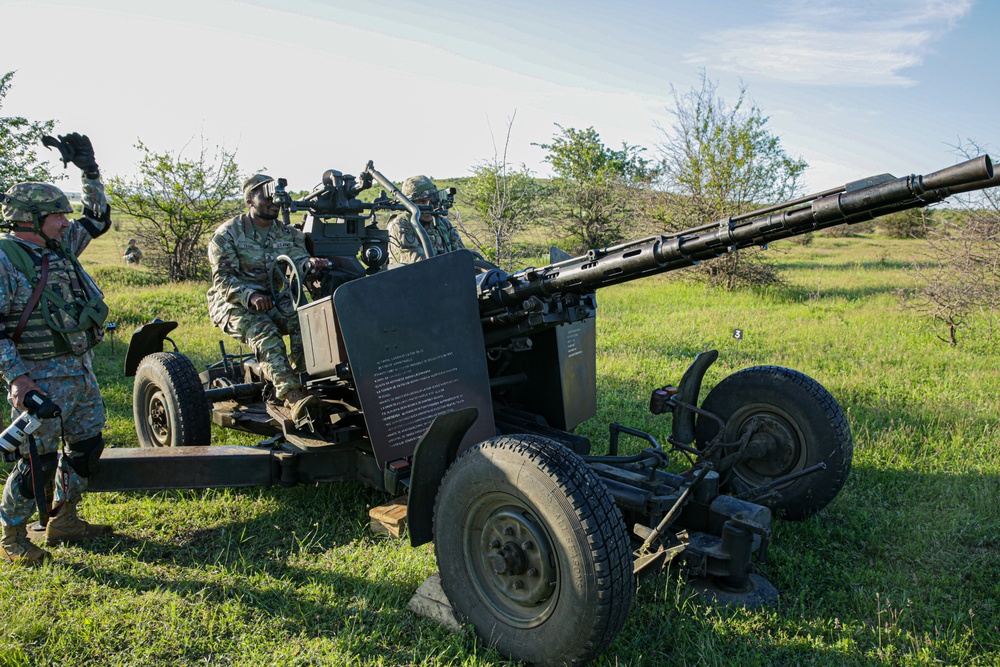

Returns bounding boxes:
[1,0,996,194]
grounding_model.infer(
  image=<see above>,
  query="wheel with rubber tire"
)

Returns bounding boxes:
[695,366,853,521]
[133,352,211,447]
[433,434,634,667]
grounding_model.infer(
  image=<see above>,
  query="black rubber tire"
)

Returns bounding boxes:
[133,352,211,447]
[695,366,853,521]
[433,435,634,667]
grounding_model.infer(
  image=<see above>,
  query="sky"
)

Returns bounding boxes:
[0,0,996,195]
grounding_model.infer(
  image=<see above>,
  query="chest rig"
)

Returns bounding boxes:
[0,238,108,359]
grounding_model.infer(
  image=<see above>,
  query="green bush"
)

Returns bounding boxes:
[879,208,929,238]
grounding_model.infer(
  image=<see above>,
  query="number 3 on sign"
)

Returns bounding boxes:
[733,329,743,340]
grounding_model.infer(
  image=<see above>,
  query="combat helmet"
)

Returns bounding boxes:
[401,175,437,201]
[2,182,73,227]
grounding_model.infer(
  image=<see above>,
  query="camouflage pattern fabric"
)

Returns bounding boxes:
[123,243,142,264]
[207,213,312,398]
[243,174,274,198]
[0,174,109,528]
[401,175,436,200]
[0,371,104,527]
[1,182,73,223]
[386,212,464,266]
[222,307,303,397]
[0,176,108,382]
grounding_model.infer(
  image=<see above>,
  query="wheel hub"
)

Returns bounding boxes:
[147,390,170,445]
[740,415,799,478]
[477,507,556,610]
[492,541,528,575]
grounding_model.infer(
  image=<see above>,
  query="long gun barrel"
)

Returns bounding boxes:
[477,156,997,343]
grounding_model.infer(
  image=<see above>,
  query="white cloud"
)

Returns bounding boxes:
[685,0,974,86]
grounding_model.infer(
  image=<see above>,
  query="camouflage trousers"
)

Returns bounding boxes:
[1,371,106,527]
[222,307,304,400]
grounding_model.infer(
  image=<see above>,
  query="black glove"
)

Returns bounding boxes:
[41,132,99,177]
[62,132,99,176]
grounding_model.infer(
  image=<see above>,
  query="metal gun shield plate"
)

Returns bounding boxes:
[334,250,496,467]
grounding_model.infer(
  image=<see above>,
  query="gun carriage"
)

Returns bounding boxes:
[89,156,997,666]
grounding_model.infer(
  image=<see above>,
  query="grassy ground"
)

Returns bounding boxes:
[1,230,998,666]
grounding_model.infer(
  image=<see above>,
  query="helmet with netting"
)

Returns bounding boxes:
[2,182,73,223]
[401,175,436,200]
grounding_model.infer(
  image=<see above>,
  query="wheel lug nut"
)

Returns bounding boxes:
[492,554,507,574]
[527,567,538,577]
[512,580,524,590]
[503,526,514,536]
[521,540,534,550]
[489,539,501,549]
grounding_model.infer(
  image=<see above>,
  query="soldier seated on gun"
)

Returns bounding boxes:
[206,174,330,421]
[386,175,464,266]
[0,132,114,565]
[122,238,142,264]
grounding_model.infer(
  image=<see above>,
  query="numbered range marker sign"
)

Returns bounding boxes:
[733,328,743,340]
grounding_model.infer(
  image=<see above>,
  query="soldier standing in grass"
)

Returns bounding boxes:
[386,175,464,266]
[0,133,114,565]
[207,174,330,420]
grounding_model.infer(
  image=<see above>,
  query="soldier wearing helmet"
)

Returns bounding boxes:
[206,174,330,421]
[123,238,142,264]
[0,132,114,565]
[386,175,464,266]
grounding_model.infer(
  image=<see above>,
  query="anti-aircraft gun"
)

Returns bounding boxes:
[96,155,998,667]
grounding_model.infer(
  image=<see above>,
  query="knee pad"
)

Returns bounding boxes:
[66,433,105,478]
[14,452,58,499]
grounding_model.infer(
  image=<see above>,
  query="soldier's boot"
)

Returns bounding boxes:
[1,525,51,565]
[283,387,319,422]
[45,501,113,545]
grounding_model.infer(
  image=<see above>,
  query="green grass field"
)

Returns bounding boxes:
[1,228,998,666]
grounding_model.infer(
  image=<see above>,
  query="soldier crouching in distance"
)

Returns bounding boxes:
[386,175,464,266]
[123,238,142,264]
[0,132,114,565]
[206,174,330,421]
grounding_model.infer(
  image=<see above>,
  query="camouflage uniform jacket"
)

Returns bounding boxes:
[207,214,312,326]
[0,176,109,384]
[387,213,464,265]
[123,245,142,263]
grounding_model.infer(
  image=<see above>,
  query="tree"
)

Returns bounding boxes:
[656,73,807,289]
[107,139,244,281]
[536,125,653,252]
[460,114,546,269]
[0,71,60,190]
[904,140,999,346]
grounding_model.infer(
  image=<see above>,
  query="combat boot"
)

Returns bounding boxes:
[283,387,319,422]
[1,524,50,565]
[45,501,112,545]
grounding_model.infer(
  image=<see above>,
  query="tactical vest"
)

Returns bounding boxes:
[0,238,108,359]
[392,214,459,255]
[429,217,459,253]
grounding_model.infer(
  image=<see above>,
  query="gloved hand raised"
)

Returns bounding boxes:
[41,132,99,177]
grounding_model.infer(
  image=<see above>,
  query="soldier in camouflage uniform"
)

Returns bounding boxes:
[0,132,114,565]
[387,175,464,266]
[122,238,142,264]
[207,174,330,419]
